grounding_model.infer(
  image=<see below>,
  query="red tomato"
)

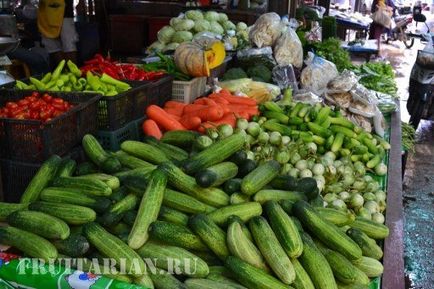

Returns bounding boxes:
[29,111,39,120]
[3,108,9,115]
[17,99,30,106]
[9,106,25,117]
[29,101,42,111]
[52,110,64,118]
[0,113,6,118]
[31,92,40,98]
[25,96,38,102]
[46,106,55,117]
[42,94,53,103]
[45,118,52,123]
[52,102,66,111]
[14,113,26,119]
[52,98,64,105]
[39,110,50,121]
[6,102,18,109]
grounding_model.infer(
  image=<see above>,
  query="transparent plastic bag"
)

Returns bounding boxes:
[293,89,323,104]
[327,70,359,94]
[272,65,298,91]
[273,27,303,68]
[375,91,398,114]
[249,12,283,48]
[300,52,338,95]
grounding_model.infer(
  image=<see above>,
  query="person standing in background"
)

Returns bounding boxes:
[37,0,78,68]
[369,0,395,40]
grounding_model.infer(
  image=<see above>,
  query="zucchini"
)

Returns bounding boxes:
[0,202,29,221]
[75,162,99,176]
[224,256,289,289]
[352,256,384,277]
[83,222,146,276]
[189,214,229,261]
[293,201,362,261]
[55,159,77,178]
[208,202,262,226]
[52,176,112,197]
[149,220,209,252]
[264,201,303,258]
[350,217,389,239]
[161,130,199,148]
[0,226,58,260]
[164,188,216,214]
[224,178,242,194]
[144,136,189,161]
[7,210,70,240]
[316,207,355,226]
[241,160,280,196]
[253,189,307,204]
[121,140,170,164]
[40,187,111,213]
[230,193,250,204]
[137,241,209,277]
[195,162,238,188]
[292,258,315,289]
[249,216,295,284]
[115,150,156,169]
[20,155,62,203]
[76,173,120,190]
[159,206,189,226]
[183,133,245,174]
[52,234,90,257]
[159,162,229,207]
[237,159,257,178]
[29,201,96,225]
[227,217,268,272]
[184,278,246,289]
[82,134,122,173]
[299,233,337,289]
[347,228,383,260]
[128,169,167,249]
[270,175,297,191]
[149,269,187,289]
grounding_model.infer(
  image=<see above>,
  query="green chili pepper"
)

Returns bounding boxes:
[69,74,77,84]
[78,78,87,86]
[100,73,131,91]
[59,74,69,83]
[15,80,30,89]
[50,86,60,91]
[56,79,64,87]
[52,60,66,80]
[40,73,52,84]
[29,77,46,90]
[87,71,103,91]
[73,82,83,91]
[67,60,82,77]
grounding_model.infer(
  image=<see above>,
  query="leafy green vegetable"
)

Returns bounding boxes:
[222,68,248,81]
[247,65,272,83]
[402,122,416,152]
[142,53,191,81]
[352,62,397,97]
[313,38,354,72]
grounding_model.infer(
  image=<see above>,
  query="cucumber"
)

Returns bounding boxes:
[144,136,189,161]
[52,176,112,197]
[75,162,99,176]
[159,206,189,226]
[293,201,362,261]
[206,276,248,289]
[270,175,298,190]
[137,241,209,277]
[184,278,245,289]
[123,210,138,226]
[292,258,315,289]
[264,201,303,258]
[83,222,146,276]
[159,162,229,207]
[347,228,383,260]
[195,162,238,188]
[114,167,154,182]
[20,155,62,203]
[76,173,120,190]
[40,187,111,213]
[128,169,167,249]
[279,200,294,215]
[352,256,384,277]
[307,122,332,138]
[314,106,331,124]
[226,215,253,241]
[237,159,257,178]
[337,283,369,289]
[149,220,209,252]
[133,275,154,288]
[0,202,29,221]
[293,178,319,200]
[229,150,248,165]
[149,269,187,289]
[115,150,156,169]
[161,130,199,148]
[224,256,290,289]
[316,207,355,226]
[82,134,122,173]
[189,214,229,261]
[52,234,90,257]
[100,194,139,227]
[208,202,262,226]
[241,160,280,196]
[0,226,58,260]
[299,233,337,289]
[224,178,242,194]
[352,266,370,285]
[183,133,245,174]
[253,189,307,204]
[110,186,128,202]
[230,193,250,204]
[55,159,77,178]
[350,217,389,239]
[7,210,70,240]
[262,121,292,136]
[227,217,268,272]
[164,189,216,214]
[331,133,345,153]
[121,140,170,164]
[29,201,96,225]
[192,250,222,266]
[249,216,295,284]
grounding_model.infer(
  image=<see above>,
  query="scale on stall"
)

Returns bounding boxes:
[0,0,20,85]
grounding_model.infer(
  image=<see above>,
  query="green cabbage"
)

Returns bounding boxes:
[205,11,220,22]
[170,17,184,27]
[146,41,165,54]
[162,42,180,52]
[218,13,229,23]
[172,31,193,43]
[237,22,248,31]
[157,26,175,44]
[185,10,204,21]
[222,21,236,31]
[194,19,211,33]
[173,19,195,31]
[209,21,224,35]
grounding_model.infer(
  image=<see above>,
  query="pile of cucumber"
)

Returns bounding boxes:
[0,132,389,289]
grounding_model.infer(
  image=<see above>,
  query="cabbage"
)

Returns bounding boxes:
[157,26,175,44]
[237,21,248,31]
[171,31,193,43]
[222,20,236,31]
[209,21,224,35]
[170,17,184,27]
[173,19,195,31]
[162,42,180,52]
[185,10,204,21]
[205,11,220,22]
[194,19,211,33]
[146,41,165,54]
[218,12,228,23]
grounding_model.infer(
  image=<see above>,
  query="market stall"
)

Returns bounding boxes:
[0,9,405,289]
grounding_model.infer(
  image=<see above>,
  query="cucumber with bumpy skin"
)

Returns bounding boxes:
[52,176,112,197]
[347,228,383,260]
[195,162,239,188]
[350,217,389,239]
[164,188,216,214]
[52,234,90,257]
[121,140,170,164]
[241,160,280,196]
[184,278,246,289]
[149,269,187,289]
[0,202,29,221]
[158,206,188,226]
[29,201,96,225]
[292,258,315,289]
[207,202,262,226]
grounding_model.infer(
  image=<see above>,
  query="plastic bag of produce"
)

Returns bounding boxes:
[292,89,323,104]
[374,91,397,114]
[249,12,283,48]
[273,27,303,68]
[327,69,359,94]
[236,47,277,70]
[157,26,175,44]
[300,52,338,95]
[272,65,298,91]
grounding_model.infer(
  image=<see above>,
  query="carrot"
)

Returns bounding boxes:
[212,113,237,127]
[198,122,216,133]
[197,106,224,121]
[164,101,186,109]
[142,119,163,140]
[219,89,233,96]
[164,107,183,117]
[230,105,259,116]
[218,104,232,115]
[221,95,257,106]
[180,115,202,130]
[210,95,230,105]
[234,111,250,120]
[203,98,218,106]
[146,105,186,131]
[194,98,207,105]
[183,104,207,115]
[167,114,181,121]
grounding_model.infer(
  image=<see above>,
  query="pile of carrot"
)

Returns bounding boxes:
[143,89,259,139]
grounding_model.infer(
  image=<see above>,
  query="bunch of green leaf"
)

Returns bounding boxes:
[313,38,354,72]
[222,67,248,81]
[247,65,272,82]
[352,62,397,97]
[142,52,191,81]
[402,121,416,152]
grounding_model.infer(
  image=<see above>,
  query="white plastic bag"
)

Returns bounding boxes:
[273,27,303,68]
[249,12,282,48]
[327,70,359,94]
[300,52,339,95]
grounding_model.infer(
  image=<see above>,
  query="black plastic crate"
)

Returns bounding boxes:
[0,90,100,163]
[96,117,145,151]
